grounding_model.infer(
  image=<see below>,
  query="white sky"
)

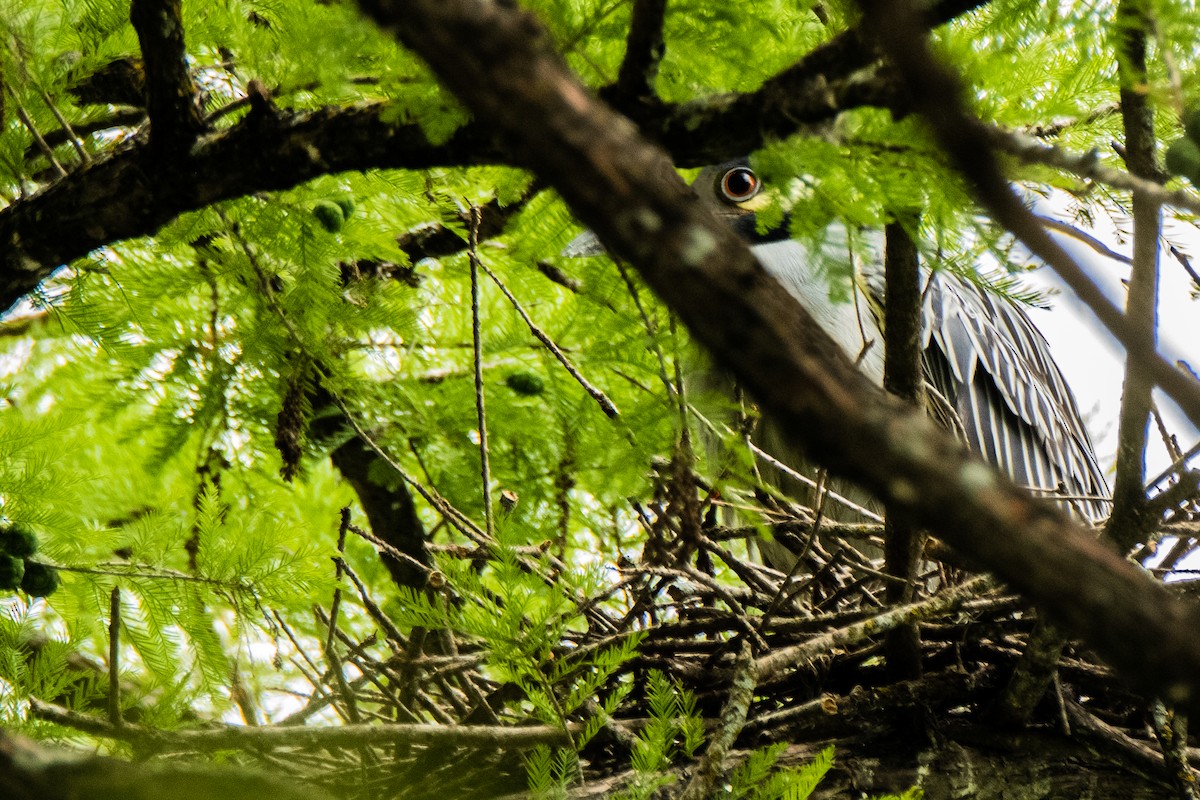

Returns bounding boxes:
[1021,196,1200,486]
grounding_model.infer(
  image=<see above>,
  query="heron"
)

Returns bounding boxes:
[569,159,1112,527]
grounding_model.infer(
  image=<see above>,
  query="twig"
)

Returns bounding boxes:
[686,403,885,523]
[36,85,91,165]
[22,109,146,160]
[478,256,620,419]
[325,509,352,658]
[326,386,489,545]
[1065,697,1169,775]
[271,610,326,691]
[322,509,361,723]
[337,537,410,646]
[984,125,1199,215]
[1147,439,1200,493]
[29,697,576,750]
[755,576,988,682]
[107,587,122,727]
[12,101,67,178]
[1152,700,1200,800]
[468,205,495,536]
[615,260,674,400]
[1037,215,1132,264]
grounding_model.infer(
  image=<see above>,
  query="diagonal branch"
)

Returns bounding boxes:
[985,125,1200,216]
[350,0,1200,718]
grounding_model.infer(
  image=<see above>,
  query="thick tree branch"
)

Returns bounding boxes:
[349,0,1200,718]
[0,104,497,313]
[129,0,204,154]
[639,0,990,165]
[989,6,1165,725]
[0,75,888,312]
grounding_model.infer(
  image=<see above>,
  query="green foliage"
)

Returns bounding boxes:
[525,744,581,799]
[0,0,1188,795]
[727,743,833,800]
[611,674,840,800]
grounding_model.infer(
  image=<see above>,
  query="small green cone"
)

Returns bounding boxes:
[1183,108,1200,144]
[311,200,345,233]
[505,371,545,396]
[20,562,59,598]
[1165,137,1200,186]
[0,525,37,558]
[0,555,24,591]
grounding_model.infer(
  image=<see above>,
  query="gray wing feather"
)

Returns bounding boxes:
[921,272,1111,523]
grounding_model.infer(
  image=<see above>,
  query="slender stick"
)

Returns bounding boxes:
[468,205,495,536]
[479,256,620,419]
[107,587,122,727]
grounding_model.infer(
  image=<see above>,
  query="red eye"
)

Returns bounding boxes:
[719,167,760,203]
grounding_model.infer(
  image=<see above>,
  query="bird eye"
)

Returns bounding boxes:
[719,167,760,203]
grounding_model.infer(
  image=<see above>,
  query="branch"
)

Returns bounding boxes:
[679,639,757,800]
[754,577,988,681]
[0,0,994,312]
[477,256,621,418]
[0,104,496,313]
[1152,700,1200,800]
[610,0,667,103]
[1105,0,1161,549]
[650,0,990,165]
[28,698,573,750]
[986,125,1200,216]
[0,729,334,800]
[129,0,204,154]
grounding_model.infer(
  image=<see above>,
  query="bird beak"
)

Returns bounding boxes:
[730,193,772,214]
